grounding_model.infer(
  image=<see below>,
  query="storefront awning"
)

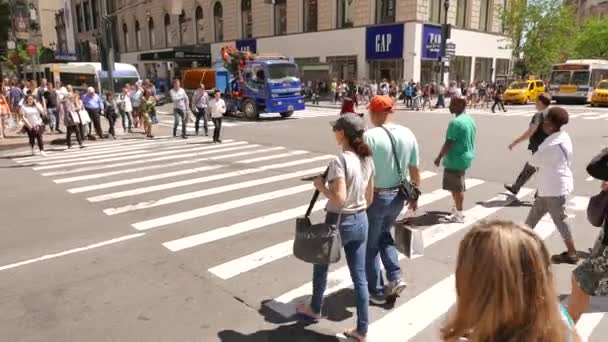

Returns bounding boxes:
[139,46,211,64]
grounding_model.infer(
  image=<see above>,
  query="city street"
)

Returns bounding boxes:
[1,102,608,342]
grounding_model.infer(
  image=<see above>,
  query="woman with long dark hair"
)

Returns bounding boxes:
[296,114,375,342]
[20,95,47,156]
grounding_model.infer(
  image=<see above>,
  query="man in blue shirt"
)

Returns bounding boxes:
[82,87,105,139]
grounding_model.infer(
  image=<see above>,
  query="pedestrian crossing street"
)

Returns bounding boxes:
[10,137,608,341]
[423,105,608,120]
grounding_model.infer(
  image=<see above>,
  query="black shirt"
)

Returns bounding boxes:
[43,90,57,109]
[528,110,549,153]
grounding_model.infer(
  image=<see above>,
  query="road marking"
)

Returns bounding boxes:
[577,312,604,341]
[33,141,248,171]
[87,148,307,202]
[206,179,483,280]
[40,142,253,176]
[104,166,325,214]
[163,172,440,252]
[568,196,589,211]
[163,201,328,252]
[587,176,594,182]
[364,211,555,341]
[67,166,223,193]
[266,189,532,318]
[0,233,144,271]
[132,184,314,231]
[209,240,295,280]
[52,143,265,183]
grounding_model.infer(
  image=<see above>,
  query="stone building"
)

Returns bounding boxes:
[110,0,512,84]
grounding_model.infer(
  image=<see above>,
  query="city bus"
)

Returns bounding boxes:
[23,62,141,94]
[548,59,608,104]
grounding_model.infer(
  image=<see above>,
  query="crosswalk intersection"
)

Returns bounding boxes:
[8,136,608,341]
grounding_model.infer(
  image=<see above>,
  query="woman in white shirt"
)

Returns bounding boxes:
[117,85,133,133]
[20,95,47,156]
[524,106,578,264]
[208,90,226,143]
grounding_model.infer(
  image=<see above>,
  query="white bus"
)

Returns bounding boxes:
[24,62,141,95]
[548,59,608,104]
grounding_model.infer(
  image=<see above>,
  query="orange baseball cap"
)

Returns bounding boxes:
[368,95,393,114]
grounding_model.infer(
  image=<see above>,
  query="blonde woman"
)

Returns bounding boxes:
[441,220,581,342]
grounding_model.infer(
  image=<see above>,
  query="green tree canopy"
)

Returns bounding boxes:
[571,16,608,60]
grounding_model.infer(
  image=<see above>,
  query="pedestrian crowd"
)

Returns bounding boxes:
[0,77,227,155]
[296,91,607,342]
[305,78,510,114]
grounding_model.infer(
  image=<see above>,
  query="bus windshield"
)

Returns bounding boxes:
[59,73,96,89]
[550,71,571,85]
[571,71,590,86]
[99,77,140,93]
[267,64,300,83]
[509,82,528,89]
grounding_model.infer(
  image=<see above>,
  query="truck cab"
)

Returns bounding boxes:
[239,58,305,118]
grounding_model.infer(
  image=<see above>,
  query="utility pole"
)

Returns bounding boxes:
[440,0,450,84]
[99,0,115,94]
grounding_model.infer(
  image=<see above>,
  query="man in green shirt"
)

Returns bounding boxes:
[434,97,476,223]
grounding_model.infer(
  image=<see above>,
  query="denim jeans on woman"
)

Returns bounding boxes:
[173,108,186,137]
[311,211,369,336]
[366,190,406,298]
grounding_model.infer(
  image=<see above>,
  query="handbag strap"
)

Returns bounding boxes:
[304,154,348,219]
[380,126,405,183]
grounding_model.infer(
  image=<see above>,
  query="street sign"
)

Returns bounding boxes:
[446,50,456,57]
[446,42,456,50]
[27,44,36,57]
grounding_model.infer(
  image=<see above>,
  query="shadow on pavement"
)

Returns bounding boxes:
[477,193,533,208]
[218,323,339,342]
[405,210,451,227]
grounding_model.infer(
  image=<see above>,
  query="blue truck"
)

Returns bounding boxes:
[217,55,306,119]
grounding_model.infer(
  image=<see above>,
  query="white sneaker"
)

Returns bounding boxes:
[40,151,48,157]
[386,279,407,298]
[447,211,465,223]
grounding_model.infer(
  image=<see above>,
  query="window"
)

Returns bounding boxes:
[214,2,223,42]
[376,0,396,24]
[179,10,186,46]
[241,0,252,38]
[274,0,287,35]
[495,58,510,78]
[302,0,318,32]
[456,0,470,28]
[195,6,204,44]
[536,81,544,87]
[337,0,354,28]
[474,57,493,81]
[148,17,155,48]
[164,13,171,47]
[429,0,445,24]
[92,0,99,29]
[76,4,82,32]
[135,21,141,49]
[479,0,493,32]
[84,1,91,31]
[451,56,472,82]
[122,22,128,52]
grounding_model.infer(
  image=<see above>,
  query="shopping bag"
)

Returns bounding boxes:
[78,110,91,125]
[395,222,424,258]
[186,111,195,124]
[69,111,81,125]
[587,191,608,227]
[292,167,342,264]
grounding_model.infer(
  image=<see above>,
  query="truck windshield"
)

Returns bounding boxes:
[267,64,299,83]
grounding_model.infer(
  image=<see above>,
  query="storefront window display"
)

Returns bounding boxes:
[451,56,472,83]
[474,57,493,82]
[326,56,357,81]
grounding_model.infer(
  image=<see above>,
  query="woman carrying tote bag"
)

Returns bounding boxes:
[296,114,375,342]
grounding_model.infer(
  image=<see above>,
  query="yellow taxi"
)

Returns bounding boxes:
[591,80,608,107]
[503,80,546,105]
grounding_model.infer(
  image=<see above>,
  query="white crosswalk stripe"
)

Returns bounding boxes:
[9,136,607,341]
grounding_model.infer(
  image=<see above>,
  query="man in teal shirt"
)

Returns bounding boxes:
[434,96,476,223]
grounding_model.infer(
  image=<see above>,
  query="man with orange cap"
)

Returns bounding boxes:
[364,95,421,304]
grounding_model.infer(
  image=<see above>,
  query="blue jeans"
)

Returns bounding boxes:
[366,190,406,297]
[173,108,186,137]
[47,108,57,131]
[120,110,133,130]
[311,211,369,336]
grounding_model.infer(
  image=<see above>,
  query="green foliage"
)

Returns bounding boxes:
[501,0,577,77]
[571,16,608,60]
[0,41,31,70]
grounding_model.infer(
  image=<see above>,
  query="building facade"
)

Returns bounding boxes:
[569,0,608,22]
[114,0,512,84]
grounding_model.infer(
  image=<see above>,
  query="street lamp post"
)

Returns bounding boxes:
[440,0,450,84]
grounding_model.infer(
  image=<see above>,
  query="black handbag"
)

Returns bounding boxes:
[293,160,345,265]
[380,126,421,202]
[588,190,608,227]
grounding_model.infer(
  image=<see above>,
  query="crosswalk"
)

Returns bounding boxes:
[10,137,607,341]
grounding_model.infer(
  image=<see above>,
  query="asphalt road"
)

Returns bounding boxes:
[1,102,607,342]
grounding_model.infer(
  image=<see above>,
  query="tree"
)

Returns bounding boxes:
[571,16,608,60]
[501,0,576,78]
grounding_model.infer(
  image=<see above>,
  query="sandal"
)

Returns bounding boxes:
[551,251,579,264]
[344,329,367,342]
[295,303,320,323]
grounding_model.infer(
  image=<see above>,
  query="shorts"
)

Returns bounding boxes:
[443,169,466,193]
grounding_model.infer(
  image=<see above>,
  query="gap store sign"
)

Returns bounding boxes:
[421,24,443,60]
[366,24,404,60]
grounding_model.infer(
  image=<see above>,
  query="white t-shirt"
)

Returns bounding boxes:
[208,98,226,118]
[325,151,375,214]
[21,104,44,126]
[170,88,189,111]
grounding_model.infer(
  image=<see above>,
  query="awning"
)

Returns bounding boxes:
[139,46,211,64]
